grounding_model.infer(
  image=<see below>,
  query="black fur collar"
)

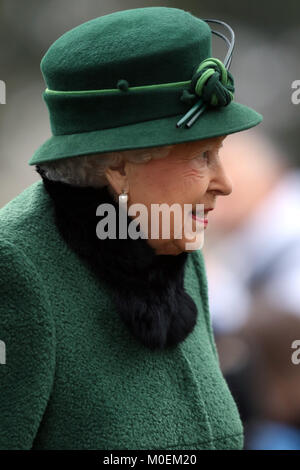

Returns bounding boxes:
[37,168,198,350]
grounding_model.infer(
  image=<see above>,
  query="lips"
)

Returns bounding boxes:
[189,206,213,227]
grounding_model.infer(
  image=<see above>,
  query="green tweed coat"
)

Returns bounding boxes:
[0,180,243,450]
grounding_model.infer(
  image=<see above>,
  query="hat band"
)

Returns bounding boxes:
[43,82,193,136]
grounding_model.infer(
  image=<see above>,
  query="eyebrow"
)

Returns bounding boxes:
[189,141,221,157]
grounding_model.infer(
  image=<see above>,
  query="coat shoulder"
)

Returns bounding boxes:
[0,180,53,241]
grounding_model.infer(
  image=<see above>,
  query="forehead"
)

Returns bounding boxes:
[171,135,226,158]
[188,135,225,149]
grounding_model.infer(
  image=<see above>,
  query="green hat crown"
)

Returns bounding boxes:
[41,7,220,135]
[42,8,212,91]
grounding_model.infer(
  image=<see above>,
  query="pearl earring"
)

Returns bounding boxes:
[119,189,128,204]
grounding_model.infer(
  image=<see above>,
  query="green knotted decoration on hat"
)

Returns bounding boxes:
[28,7,262,166]
[192,58,235,106]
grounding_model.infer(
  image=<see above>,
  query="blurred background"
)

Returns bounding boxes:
[1,0,300,449]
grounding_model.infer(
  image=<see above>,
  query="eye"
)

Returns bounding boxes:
[195,150,210,161]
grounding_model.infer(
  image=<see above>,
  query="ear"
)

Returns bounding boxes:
[105,161,130,196]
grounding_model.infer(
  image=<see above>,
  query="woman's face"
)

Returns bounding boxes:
[107,135,232,255]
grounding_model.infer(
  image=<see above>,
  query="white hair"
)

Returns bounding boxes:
[37,146,174,188]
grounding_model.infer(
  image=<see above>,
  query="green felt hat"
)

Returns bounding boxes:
[28,7,262,166]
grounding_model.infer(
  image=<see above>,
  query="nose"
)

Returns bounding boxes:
[209,160,233,196]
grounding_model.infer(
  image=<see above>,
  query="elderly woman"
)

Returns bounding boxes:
[0,7,262,450]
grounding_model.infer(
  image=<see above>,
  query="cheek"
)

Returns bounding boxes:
[129,162,176,203]
[128,160,208,207]
[171,163,209,203]
[128,164,164,206]
[153,161,206,193]
[181,167,207,190]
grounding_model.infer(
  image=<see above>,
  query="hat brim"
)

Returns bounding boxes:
[28,101,262,165]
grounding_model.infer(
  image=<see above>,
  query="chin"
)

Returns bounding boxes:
[148,231,205,255]
[181,233,205,252]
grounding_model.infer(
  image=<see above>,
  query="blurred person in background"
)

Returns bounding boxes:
[204,129,300,334]
[203,129,300,448]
